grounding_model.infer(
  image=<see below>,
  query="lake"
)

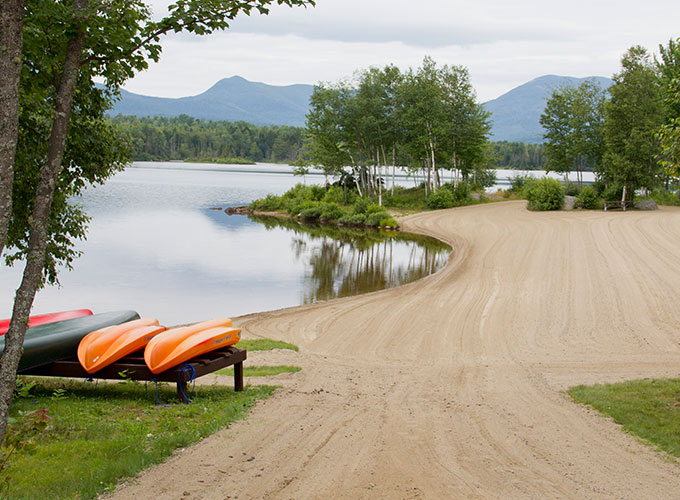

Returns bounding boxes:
[0,163,451,325]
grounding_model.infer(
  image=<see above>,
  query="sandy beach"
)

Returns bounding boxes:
[107,200,680,499]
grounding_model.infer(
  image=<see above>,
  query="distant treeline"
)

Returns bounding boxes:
[110,115,304,163]
[111,114,551,169]
[491,141,547,170]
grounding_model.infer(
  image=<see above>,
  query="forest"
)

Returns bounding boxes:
[111,114,548,169]
[110,115,305,163]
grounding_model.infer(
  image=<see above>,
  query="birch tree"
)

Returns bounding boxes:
[602,46,664,201]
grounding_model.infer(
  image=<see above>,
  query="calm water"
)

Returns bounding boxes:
[0,163,450,324]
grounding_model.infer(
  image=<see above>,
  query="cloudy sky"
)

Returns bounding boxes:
[123,0,680,102]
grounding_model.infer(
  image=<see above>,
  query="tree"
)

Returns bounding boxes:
[0,0,314,446]
[540,80,606,185]
[657,38,680,183]
[602,46,664,201]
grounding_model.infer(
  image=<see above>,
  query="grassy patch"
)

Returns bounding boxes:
[236,338,299,352]
[569,378,680,458]
[217,365,302,377]
[2,378,275,500]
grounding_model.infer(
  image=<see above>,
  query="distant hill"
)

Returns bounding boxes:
[108,76,314,127]
[483,75,613,143]
[109,74,613,142]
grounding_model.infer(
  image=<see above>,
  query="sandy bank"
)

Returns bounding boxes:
[108,201,680,500]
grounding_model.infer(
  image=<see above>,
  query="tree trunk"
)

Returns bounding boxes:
[0,0,24,258]
[0,0,86,446]
[391,145,396,196]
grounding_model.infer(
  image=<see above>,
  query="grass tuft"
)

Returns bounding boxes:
[236,338,299,352]
[217,365,301,377]
[569,378,680,458]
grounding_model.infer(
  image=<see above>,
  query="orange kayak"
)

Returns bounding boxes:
[144,318,240,374]
[78,318,165,374]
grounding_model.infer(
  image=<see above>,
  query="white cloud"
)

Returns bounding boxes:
[122,0,680,102]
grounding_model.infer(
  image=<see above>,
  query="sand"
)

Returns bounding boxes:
[107,201,680,499]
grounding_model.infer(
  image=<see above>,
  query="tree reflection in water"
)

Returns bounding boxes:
[250,216,451,304]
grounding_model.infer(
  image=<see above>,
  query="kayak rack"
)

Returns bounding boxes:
[20,346,246,403]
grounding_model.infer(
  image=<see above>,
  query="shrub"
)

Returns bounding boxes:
[508,173,530,193]
[441,181,470,203]
[320,202,345,221]
[250,194,282,211]
[425,189,454,209]
[525,177,565,211]
[366,203,386,215]
[308,185,327,201]
[649,189,680,206]
[352,197,370,215]
[339,213,367,225]
[322,186,345,204]
[299,202,324,219]
[379,218,399,228]
[575,186,599,209]
[289,199,319,216]
[564,181,580,196]
[365,211,390,226]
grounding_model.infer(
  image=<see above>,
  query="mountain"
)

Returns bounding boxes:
[483,75,613,143]
[109,74,613,142]
[108,76,314,127]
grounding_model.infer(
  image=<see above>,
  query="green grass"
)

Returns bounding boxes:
[569,378,680,458]
[2,378,276,500]
[236,338,299,351]
[217,365,302,377]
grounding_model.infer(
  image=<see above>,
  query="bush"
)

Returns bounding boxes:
[649,189,680,206]
[380,218,399,228]
[564,181,580,196]
[308,185,327,201]
[352,197,370,215]
[425,189,454,209]
[575,185,599,209]
[320,202,345,221]
[442,181,470,202]
[365,211,390,226]
[366,203,386,215]
[299,202,324,219]
[525,177,565,211]
[339,213,367,225]
[250,194,282,211]
[322,186,345,204]
[508,173,530,194]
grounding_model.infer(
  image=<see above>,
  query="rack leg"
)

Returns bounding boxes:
[177,371,190,403]
[234,361,244,392]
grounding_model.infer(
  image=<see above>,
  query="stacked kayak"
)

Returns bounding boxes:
[78,318,166,373]
[1,310,242,375]
[144,318,241,373]
[0,310,140,372]
[0,309,93,336]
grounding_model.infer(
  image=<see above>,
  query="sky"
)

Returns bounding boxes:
[122,0,680,103]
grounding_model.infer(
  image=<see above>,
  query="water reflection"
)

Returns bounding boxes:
[250,216,451,304]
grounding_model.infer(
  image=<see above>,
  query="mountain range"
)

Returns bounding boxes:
[108,74,613,143]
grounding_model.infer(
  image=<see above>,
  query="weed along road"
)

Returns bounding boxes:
[107,201,680,499]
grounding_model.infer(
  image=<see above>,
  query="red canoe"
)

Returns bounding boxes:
[0,309,93,336]
[144,318,240,374]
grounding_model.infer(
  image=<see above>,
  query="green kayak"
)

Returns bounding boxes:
[0,310,140,372]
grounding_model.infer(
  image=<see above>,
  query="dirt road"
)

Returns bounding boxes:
[108,201,680,499]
